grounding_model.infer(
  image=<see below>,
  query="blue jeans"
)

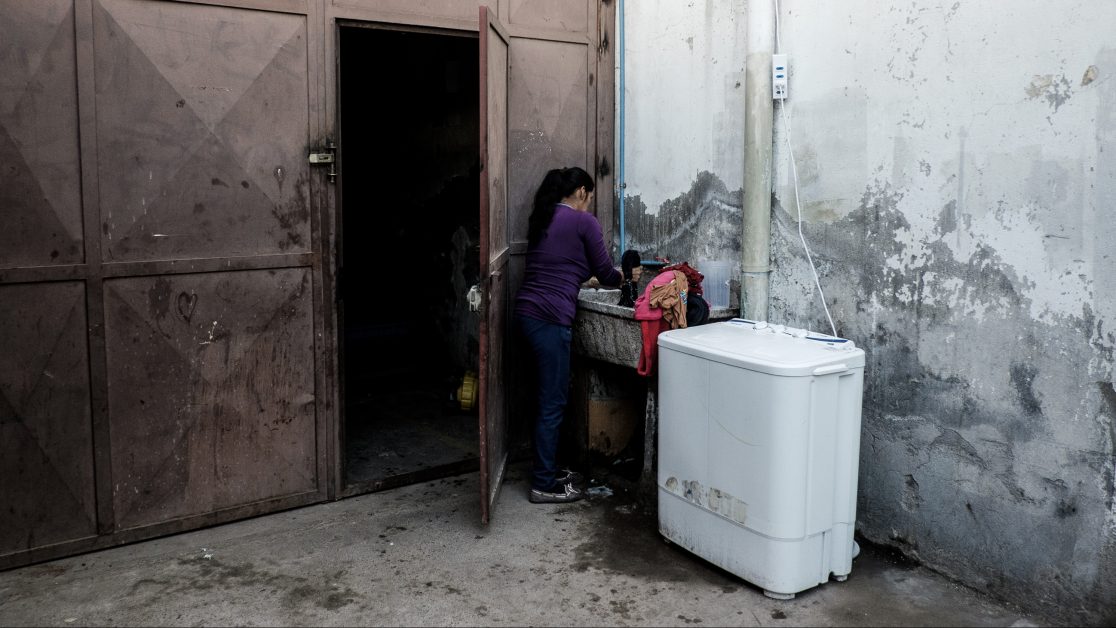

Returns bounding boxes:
[518,315,572,491]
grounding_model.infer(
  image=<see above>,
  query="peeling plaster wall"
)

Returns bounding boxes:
[766,1,1116,621]
[620,1,745,264]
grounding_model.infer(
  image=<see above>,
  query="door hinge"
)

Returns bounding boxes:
[309,138,337,183]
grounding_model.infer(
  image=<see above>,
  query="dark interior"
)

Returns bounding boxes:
[339,26,481,489]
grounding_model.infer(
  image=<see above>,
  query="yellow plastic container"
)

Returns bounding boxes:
[457,370,478,411]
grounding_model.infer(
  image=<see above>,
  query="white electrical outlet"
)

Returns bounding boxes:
[772,53,788,100]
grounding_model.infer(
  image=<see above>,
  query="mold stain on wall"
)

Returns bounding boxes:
[768,176,1116,623]
[619,171,741,263]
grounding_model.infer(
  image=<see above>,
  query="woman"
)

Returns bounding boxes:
[515,167,622,504]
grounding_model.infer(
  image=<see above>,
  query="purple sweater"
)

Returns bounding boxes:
[515,204,622,326]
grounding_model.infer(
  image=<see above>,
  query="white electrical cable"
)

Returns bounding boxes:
[773,0,838,338]
[773,0,782,54]
[779,104,837,337]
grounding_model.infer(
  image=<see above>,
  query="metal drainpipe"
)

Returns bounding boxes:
[741,0,775,320]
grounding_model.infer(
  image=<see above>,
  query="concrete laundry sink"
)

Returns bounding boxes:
[573,288,738,368]
[574,289,642,368]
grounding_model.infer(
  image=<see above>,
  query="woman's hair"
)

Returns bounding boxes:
[527,166,595,245]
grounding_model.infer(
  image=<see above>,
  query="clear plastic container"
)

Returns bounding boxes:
[697,261,732,308]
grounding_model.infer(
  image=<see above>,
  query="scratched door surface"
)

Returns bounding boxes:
[93,0,312,262]
[92,0,322,530]
[102,270,317,529]
[0,0,328,567]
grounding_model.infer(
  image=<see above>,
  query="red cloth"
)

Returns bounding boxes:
[637,318,671,377]
[662,262,705,297]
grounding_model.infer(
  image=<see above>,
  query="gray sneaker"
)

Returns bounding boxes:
[529,481,584,504]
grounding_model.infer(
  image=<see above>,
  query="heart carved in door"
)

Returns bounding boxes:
[177,291,198,322]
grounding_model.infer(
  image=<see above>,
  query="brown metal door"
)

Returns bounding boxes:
[92,0,325,531]
[478,5,511,523]
[1,0,329,567]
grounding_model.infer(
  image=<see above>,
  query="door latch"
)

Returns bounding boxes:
[309,138,337,183]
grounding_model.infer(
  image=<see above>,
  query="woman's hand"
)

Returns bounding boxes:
[618,265,642,282]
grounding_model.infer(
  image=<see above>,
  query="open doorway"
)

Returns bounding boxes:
[338,24,481,494]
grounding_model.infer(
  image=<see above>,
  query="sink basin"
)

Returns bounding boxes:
[573,288,740,368]
[576,288,618,303]
[574,289,640,367]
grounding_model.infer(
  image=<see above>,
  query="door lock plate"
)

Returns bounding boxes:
[308,138,337,182]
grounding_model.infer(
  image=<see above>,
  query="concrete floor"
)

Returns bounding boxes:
[0,465,1048,627]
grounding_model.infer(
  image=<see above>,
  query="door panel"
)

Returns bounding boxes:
[88,0,323,534]
[103,269,317,529]
[0,0,84,267]
[478,5,511,523]
[0,282,97,555]
[508,0,590,33]
[92,0,311,262]
[507,38,589,245]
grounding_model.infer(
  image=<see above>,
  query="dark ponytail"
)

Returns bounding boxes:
[527,166,596,245]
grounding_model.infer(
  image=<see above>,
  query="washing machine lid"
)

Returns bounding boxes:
[658,319,865,376]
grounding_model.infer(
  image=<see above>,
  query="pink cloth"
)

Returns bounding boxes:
[637,319,671,377]
[634,271,678,320]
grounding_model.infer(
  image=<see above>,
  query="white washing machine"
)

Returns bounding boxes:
[657,319,865,599]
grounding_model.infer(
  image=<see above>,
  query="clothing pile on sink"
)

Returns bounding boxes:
[633,262,710,376]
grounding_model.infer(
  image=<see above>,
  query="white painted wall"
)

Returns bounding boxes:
[621,0,746,215]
